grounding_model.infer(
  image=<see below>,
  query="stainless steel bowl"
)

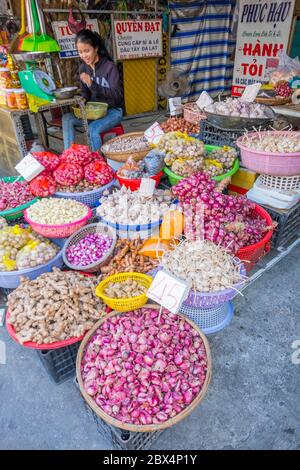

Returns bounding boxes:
[204,104,275,130]
[53,87,78,100]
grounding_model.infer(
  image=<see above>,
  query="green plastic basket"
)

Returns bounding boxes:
[0,176,39,221]
[163,144,240,186]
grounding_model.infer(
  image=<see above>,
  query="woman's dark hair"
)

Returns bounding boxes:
[75,29,112,61]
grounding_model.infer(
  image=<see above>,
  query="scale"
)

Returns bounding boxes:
[13,51,56,111]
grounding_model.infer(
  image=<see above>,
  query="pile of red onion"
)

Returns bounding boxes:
[66,232,113,266]
[81,308,208,426]
[53,162,84,187]
[29,146,113,196]
[0,180,35,211]
[275,81,293,98]
[84,161,114,185]
[61,144,100,166]
[29,175,56,197]
[32,151,60,173]
[172,172,270,253]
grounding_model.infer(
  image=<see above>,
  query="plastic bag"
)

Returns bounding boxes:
[269,51,300,85]
[117,156,144,179]
[159,210,184,239]
[144,149,165,176]
[0,248,17,271]
[16,240,58,270]
[139,237,179,259]
[0,226,30,250]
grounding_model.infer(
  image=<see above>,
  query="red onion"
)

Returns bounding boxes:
[0,180,34,211]
[172,172,270,253]
[81,308,208,426]
[32,151,60,172]
[29,174,56,197]
[66,233,113,266]
[60,144,94,166]
[84,161,114,185]
[53,162,84,186]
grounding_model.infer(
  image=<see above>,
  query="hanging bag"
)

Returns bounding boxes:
[68,7,86,34]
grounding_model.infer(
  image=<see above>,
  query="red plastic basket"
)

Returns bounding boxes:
[115,172,163,191]
[24,206,93,238]
[5,272,107,350]
[236,204,273,272]
[6,310,85,350]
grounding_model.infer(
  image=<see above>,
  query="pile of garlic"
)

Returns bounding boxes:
[243,132,300,153]
[97,187,174,225]
[26,198,89,225]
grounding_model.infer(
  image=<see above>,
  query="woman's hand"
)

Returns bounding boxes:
[80,73,92,87]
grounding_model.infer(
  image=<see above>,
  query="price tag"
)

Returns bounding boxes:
[144,122,164,145]
[196,91,213,110]
[168,97,182,116]
[15,153,44,181]
[241,83,262,102]
[147,270,190,314]
[139,177,156,197]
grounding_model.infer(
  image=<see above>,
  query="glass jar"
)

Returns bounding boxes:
[14,88,28,110]
[0,68,12,88]
[5,89,16,109]
[0,89,7,107]
[10,70,19,81]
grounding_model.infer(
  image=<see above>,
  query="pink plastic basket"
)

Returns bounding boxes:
[237,132,300,176]
[24,207,93,238]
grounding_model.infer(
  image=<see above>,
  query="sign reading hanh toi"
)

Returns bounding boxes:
[232,0,295,96]
[113,19,163,60]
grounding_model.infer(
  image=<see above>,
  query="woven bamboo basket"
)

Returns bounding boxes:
[256,96,291,106]
[76,304,212,433]
[100,132,151,163]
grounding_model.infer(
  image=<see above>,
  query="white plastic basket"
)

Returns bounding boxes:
[180,301,234,334]
[259,174,300,191]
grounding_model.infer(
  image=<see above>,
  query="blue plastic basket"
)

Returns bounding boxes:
[0,242,64,289]
[54,179,116,208]
[98,217,161,239]
[180,301,234,334]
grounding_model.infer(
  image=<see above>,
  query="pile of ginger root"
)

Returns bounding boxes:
[7,268,106,344]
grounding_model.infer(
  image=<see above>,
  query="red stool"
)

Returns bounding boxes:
[100,124,125,144]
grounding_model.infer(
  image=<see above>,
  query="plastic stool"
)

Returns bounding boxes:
[100,124,124,144]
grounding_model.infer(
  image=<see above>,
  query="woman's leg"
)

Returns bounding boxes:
[88,108,123,152]
[62,112,83,150]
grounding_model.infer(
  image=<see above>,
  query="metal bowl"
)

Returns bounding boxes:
[53,87,78,100]
[204,104,275,130]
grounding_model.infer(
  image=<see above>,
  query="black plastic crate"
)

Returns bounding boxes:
[262,203,300,248]
[199,121,245,150]
[198,120,271,151]
[74,379,163,450]
[37,342,80,384]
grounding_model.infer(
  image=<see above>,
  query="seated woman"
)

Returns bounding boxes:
[62,29,124,151]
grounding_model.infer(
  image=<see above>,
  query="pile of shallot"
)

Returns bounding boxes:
[66,232,113,267]
[81,307,208,425]
[0,180,35,212]
[172,172,271,253]
[161,117,200,135]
